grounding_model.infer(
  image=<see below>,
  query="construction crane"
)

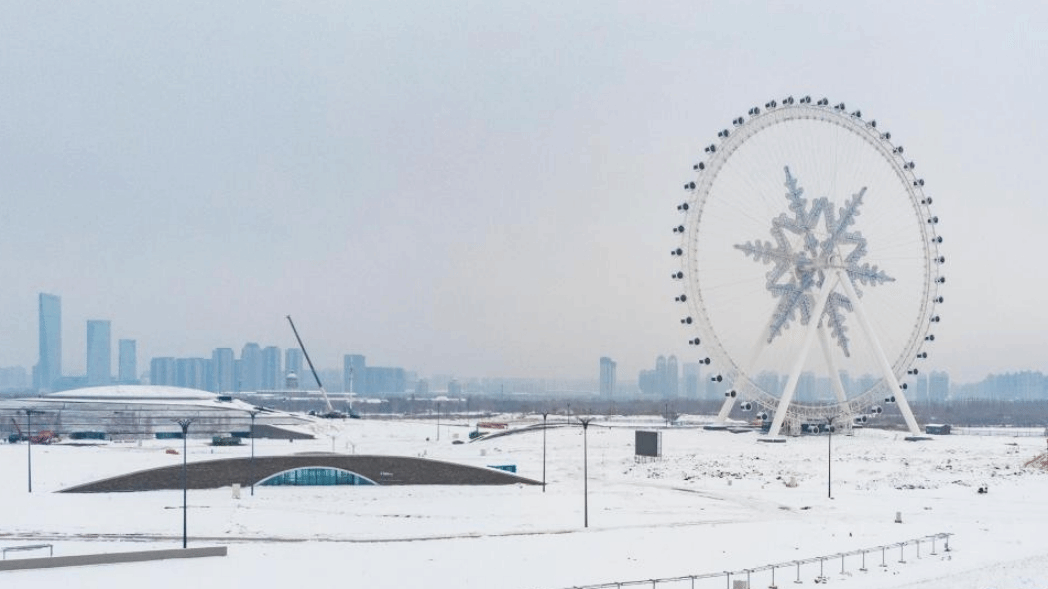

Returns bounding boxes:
[286,315,346,419]
[7,416,57,444]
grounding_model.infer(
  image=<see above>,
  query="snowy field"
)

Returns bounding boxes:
[2,416,1048,588]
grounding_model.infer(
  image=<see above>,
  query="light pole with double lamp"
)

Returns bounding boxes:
[248,410,260,496]
[826,415,837,499]
[175,418,193,548]
[24,408,41,493]
[541,412,549,492]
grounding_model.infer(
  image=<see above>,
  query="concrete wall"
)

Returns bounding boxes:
[0,546,226,572]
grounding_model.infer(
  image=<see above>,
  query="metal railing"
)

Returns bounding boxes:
[951,426,1046,437]
[548,533,952,589]
[2,544,53,559]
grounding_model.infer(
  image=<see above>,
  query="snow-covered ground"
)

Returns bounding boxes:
[2,416,1047,588]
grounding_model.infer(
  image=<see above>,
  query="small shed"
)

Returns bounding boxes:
[925,423,951,435]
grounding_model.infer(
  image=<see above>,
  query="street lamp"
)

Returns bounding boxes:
[578,417,594,528]
[436,401,441,441]
[826,415,837,499]
[175,418,193,548]
[248,410,260,496]
[542,412,549,493]
[24,409,41,493]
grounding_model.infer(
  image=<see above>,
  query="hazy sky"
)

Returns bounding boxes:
[1,1,1046,383]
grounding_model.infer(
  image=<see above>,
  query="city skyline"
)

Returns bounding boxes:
[2,4,1046,384]
[0,290,1035,390]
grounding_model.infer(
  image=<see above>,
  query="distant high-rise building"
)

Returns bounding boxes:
[638,369,657,396]
[118,339,137,384]
[912,372,929,404]
[36,293,62,392]
[415,379,429,396]
[150,357,176,386]
[239,343,262,391]
[86,320,112,386]
[755,371,781,401]
[210,348,235,393]
[796,371,816,402]
[285,348,303,380]
[655,356,667,397]
[599,357,616,397]
[367,367,405,394]
[682,362,702,398]
[0,366,29,391]
[447,378,462,396]
[175,357,209,390]
[261,346,282,390]
[665,355,679,398]
[650,355,679,398]
[929,371,950,401]
[344,355,366,395]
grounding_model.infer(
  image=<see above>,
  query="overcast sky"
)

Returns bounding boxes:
[1,1,1045,383]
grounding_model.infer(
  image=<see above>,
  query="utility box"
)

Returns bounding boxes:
[635,430,662,458]
[925,424,951,435]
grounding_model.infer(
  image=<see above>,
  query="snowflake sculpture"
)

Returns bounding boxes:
[734,166,894,356]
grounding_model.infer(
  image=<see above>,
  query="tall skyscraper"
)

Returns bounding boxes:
[599,356,617,397]
[210,348,235,393]
[118,339,137,384]
[261,346,282,390]
[86,320,112,386]
[36,293,62,392]
[239,343,262,392]
[285,348,303,379]
[344,354,366,394]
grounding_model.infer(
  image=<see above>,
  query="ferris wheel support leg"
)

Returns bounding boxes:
[817,324,849,406]
[715,323,776,425]
[715,393,737,424]
[766,276,839,438]
[834,270,922,436]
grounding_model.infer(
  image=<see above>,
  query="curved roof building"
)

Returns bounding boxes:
[0,385,309,440]
[61,454,540,492]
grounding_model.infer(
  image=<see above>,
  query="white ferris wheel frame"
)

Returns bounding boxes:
[677,100,944,437]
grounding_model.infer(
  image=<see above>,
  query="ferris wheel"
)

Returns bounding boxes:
[672,96,944,438]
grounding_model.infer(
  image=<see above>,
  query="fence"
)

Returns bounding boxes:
[951,427,1046,437]
[548,533,952,589]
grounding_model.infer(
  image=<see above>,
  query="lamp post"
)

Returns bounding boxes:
[436,401,441,441]
[542,412,549,493]
[578,417,594,528]
[248,410,259,496]
[826,415,836,499]
[175,418,193,548]
[25,409,40,493]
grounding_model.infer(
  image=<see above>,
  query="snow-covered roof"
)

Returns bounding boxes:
[47,385,218,402]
